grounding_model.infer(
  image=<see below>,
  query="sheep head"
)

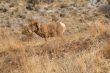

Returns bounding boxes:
[27,19,40,33]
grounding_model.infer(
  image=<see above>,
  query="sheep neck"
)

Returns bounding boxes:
[34,28,46,38]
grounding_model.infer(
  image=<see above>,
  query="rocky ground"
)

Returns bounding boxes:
[0,0,110,73]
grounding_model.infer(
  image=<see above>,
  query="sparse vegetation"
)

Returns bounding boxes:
[0,0,110,73]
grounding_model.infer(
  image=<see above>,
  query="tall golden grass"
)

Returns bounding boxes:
[0,21,110,73]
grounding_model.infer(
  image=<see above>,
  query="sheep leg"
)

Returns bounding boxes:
[44,33,48,41]
[45,37,47,41]
[58,32,65,42]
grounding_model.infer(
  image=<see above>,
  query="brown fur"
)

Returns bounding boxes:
[27,19,66,41]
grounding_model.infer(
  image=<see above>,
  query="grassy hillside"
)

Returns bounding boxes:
[0,0,110,73]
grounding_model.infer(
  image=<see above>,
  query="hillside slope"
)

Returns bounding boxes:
[0,0,110,73]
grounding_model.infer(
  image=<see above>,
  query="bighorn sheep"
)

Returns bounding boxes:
[27,19,66,41]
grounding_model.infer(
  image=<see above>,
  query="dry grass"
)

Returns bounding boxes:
[0,21,110,73]
[0,0,110,73]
